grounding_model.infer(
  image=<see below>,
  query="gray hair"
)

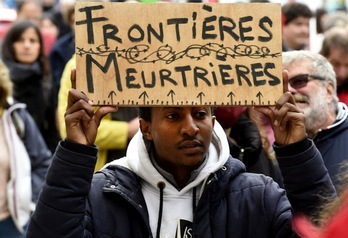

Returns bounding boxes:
[282,50,338,108]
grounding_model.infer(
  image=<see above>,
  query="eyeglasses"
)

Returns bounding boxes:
[288,74,326,89]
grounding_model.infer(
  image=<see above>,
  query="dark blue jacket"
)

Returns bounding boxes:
[27,138,334,238]
[313,102,348,186]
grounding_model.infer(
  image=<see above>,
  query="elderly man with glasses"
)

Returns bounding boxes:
[283,50,348,187]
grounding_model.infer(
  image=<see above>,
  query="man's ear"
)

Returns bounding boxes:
[139,118,153,141]
[326,81,335,103]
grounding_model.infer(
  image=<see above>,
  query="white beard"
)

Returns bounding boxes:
[303,86,330,133]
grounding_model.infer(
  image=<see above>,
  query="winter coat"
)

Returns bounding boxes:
[27,122,335,238]
[313,102,348,186]
[2,100,51,232]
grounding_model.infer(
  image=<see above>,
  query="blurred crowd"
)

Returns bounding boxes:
[1,0,348,237]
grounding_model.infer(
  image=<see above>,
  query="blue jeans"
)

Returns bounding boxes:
[0,216,26,238]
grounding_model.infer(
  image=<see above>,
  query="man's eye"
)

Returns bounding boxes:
[167,113,179,119]
[196,111,207,118]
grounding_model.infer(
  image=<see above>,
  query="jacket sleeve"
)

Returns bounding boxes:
[20,108,52,203]
[274,137,336,217]
[27,140,97,238]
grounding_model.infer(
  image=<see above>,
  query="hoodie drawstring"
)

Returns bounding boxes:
[155,182,198,238]
[156,181,165,238]
[192,187,197,212]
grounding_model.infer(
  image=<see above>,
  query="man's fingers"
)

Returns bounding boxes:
[67,89,91,110]
[253,106,275,123]
[94,106,118,126]
[282,70,289,93]
[71,69,76,89]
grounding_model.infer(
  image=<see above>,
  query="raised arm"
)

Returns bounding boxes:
[27,80,117,237]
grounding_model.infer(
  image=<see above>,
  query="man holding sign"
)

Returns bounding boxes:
[27,71,335,237]
[27,3,335,237]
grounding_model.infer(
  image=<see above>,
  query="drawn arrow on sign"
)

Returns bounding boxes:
[167,90,175,104]
[197,92,205,105]
[139,91,149,105]
[227,91,235,105]
[256,91,263,105]
[108,91,117,105]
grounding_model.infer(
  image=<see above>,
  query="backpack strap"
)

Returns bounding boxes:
[11,110,25,140]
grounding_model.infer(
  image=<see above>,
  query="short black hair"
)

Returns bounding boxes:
[282,3,312,25]
[137,107,152,121]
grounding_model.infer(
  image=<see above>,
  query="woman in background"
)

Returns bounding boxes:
[1,20,59,153]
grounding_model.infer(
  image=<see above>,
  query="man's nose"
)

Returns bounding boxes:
[181,116,199,137]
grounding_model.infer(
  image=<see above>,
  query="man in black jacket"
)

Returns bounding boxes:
[27,71,335,237]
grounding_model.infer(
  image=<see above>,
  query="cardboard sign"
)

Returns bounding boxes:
[75,2,282,106]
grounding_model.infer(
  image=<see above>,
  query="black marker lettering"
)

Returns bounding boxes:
[160,69,177,86]
[258,16,273,42]
[141,71,156,88]
[76,5,108,44]
[125,68,141,88]
[86,53,122,93]
[219,17,239,41]
[239,16,254,42]
[167,18,189,42]
[219,64,234,85]
[103,24,122,46]
[175,65,191,87]
[236,64,252,86]
[264,62,280,86]
[147,23,164,44]
[251,63,266,86]
[194,67,211,87]
[202,15,217,40]
[128,24,145,42]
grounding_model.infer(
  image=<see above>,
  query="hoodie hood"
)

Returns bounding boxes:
[107,121,230,238]
[109,120,230,193]
[314,102,348,141]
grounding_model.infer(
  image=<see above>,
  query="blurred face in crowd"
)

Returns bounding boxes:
[282,16,310,50]
[17,2,42,26]
[285,59,334,134]
[326,47,348,89]
[13,27,41,64]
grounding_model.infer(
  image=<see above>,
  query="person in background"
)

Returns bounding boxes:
[281,2,312,51]
[283,50,348,187]
[320,27,348,105]
[1,20,60,153]
[27,72,335,237]
[43,0,75,39]
[214,106,283,187]
[15,0,56,55]
[57,55,139,170]
[49,3,75,115]
[0,59,51,238]
[41,13,59,40]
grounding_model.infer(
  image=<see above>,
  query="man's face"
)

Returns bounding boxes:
[286,60,332,133]
[282,16,310,50]
[326,47,348,89]
[140,107,215,174]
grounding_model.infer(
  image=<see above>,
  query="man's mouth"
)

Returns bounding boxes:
[178,140,202,149]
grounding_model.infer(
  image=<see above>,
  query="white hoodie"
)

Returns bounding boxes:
[107,121,230,238]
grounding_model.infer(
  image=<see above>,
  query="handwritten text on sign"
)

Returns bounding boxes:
[75,2,282,106]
